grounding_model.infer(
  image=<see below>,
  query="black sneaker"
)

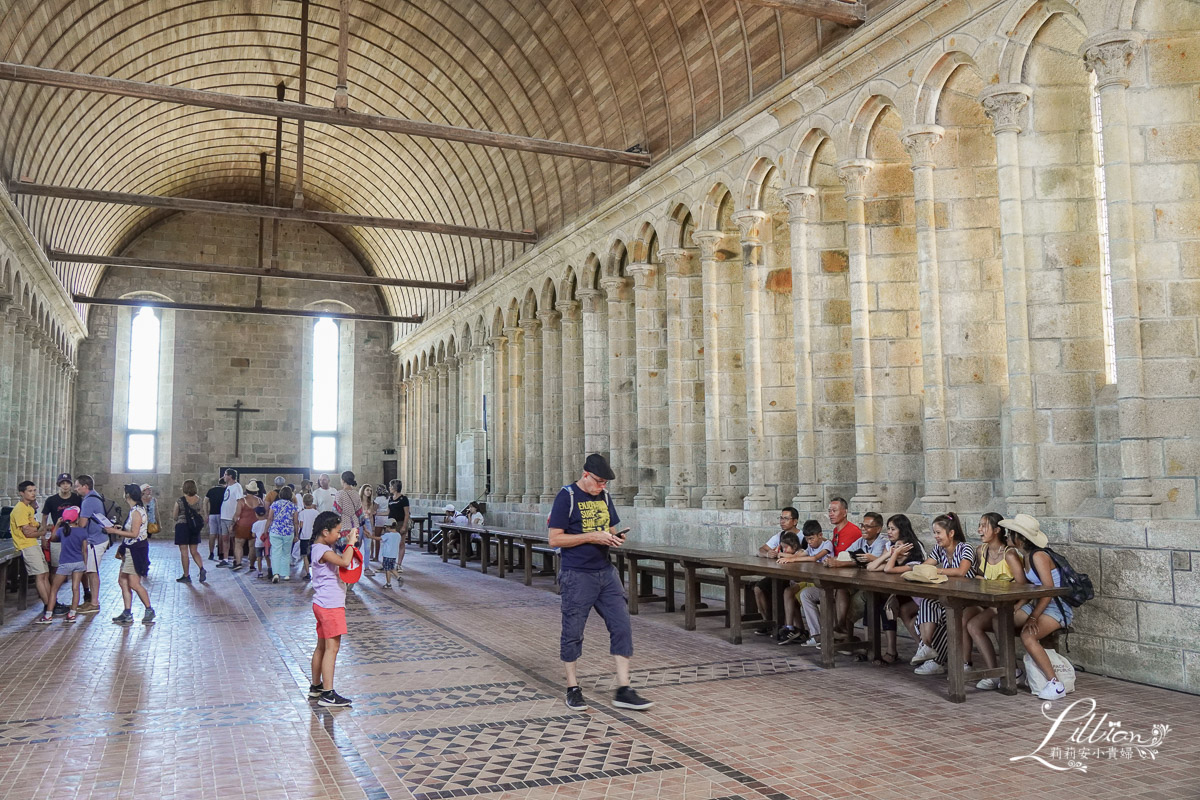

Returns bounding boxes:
[753,623,774,636]
[317,690,352,707]
[208,552,215,561]
[307,683,325,698]
[778,627,807,646]
[613,686,653,711]
[52,602,70,616]
[199,568,207,584]
[565,686,588,712]
[176,575,191,583]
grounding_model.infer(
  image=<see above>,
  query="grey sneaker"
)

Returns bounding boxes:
[565,686,588,711]
[112,610,134,625]
[142,608,157,625]
[613,686,653,711]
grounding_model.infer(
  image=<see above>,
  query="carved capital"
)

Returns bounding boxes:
[518,317,541,335]
[901,124,945,169]
[488,334,507,349]
[625,261,659,290]
[835,159,873,199]
[658,247,698,278]
[780,186,818,223]
[445,355,459,370]
[690,229,726,260]
[731,209,770,245]
[978,83,1031,135]
[576,288,604,314]
[554,299,581,321]
[598,275,631,296]
[1083,31,1143,90]
[502,325,524,344]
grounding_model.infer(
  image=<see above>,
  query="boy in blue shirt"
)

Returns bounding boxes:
[379,519,403,588]
[548,454,652,714]
[46,506,90,622]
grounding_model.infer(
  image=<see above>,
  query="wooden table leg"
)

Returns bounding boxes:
[945,600,967,703]
[725,569,743,644]
[497,536,506,578]
[773,578,785,632]
[866,591,882,662]
[627,557,640,615]
[458,530,468,569]
[996,601,1019,696]
[523,541,533,586]
[683,563,698,631]
[819,583,836,668]
[479,533,490,574]
[664,561,676,613]
[440,529,449,562]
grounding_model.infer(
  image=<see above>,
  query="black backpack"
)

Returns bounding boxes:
[1044,547,1095,608]
[180,496,205,535]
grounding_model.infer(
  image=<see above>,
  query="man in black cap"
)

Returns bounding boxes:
[548,453,652,712]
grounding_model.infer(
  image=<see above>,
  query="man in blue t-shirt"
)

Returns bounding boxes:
[548,453,652,714]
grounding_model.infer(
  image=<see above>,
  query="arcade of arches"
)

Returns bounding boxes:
[0,0,1197,698]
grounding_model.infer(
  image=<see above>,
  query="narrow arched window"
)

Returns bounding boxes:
[126,306,161,470]
[1089,72,1117,385]
[312,316,339,470]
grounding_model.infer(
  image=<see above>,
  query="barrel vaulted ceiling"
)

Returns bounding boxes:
[0,0,860,324]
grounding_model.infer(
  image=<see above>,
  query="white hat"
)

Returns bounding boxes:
[999,513,1049,549]
[903,564,949,584]
[444,503,456,512]
[139,483,152,491]
[245,480,260,493]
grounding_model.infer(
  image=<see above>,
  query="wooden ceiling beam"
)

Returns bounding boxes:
[741,0,866,26]
[73,294,423,325]
[50,250,468,292]
[9,180,537,244]
[0,61,652,167]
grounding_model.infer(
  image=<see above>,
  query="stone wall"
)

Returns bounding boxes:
[73,212,395,500]
[392,0,1200,693]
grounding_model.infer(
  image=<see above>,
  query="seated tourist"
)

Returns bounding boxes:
[911,513,977,676]
[1003,514,1073,701]
[865,513,926,664]
[786,521,836,646]
[964,513,1025,687]
[821,511,888,638]
[752,507,801,636]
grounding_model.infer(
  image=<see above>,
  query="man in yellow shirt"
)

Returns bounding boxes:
[11,481,54,623]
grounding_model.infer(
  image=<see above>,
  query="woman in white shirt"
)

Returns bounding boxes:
[104,484,154,625]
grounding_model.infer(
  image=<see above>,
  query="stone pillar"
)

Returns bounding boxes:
[440,362,453,499]
[37,338,53,487]
[980,83,1047,516]
[15,319,37,481]
[780,188,823,512]
[431,364,445,499]
[0,298,17,496]
[557,299,584,484]
[520,318,543,503]
[902,125,956,515]
[539,309,563,501]
[628,261,668,507]
[578,289,609,458]
[661,247,706,509]
[837,160,882,508]
[732,209,774,511]
[694,230,732,509]
[445,356,459,501]
[418,371,430,496]
[488,335,508,503]
[50,352,65,479]
[398,379,409,489]
[1084,31,1160,519]
[504,326,525,503]
[601,275,637,505]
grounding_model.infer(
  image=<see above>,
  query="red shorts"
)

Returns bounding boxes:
[313,604,347,639]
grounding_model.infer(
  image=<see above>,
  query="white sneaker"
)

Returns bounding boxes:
[1036,678,1067,701]
[802,637,819,647]
[915,660,946,676]
[910,643,937,665]
[963,663,972,672]
[976,677,1000,690]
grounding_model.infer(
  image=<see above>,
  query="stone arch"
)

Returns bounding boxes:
[559,265,578,303]
[446,334,457,358]
[504,298,520,329]
[698,181,734,231]
[848,92,903,161]
[997,0,1092,85]
[580,254,603,291]
[915,50,985,126]
[665,202,696,250]
[539,277,557,312]
[788,126,834,188]
[303,298,353,313]
[741,156,779,212]
[603,240,629,279]
[521,287,539,320]
[490,307,505,339]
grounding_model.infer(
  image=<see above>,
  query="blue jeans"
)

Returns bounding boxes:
[559,566,633,663]
[269,533,291,578]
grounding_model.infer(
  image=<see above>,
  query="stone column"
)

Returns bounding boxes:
[578,289,609,458]
[49,352,65,479]
[601,275,637,505]
[732,209,774,511]
[418,371,430,496]
[432,364,445,499]
[694,230,731,509]
[446,356,459,501]
[36,338,53,487]
[979,83,1047,515]
[557,299,584,484]
[488,335,508,503]
[1084,31,1160,519]
[628,261,668,507]
[504,326,525,503]
[661,247,706,508]
[520,318,543,503]
[397,379,409,489]
[837,160,882,508]
[15,319,38,481]
[440,362,453,500]
[780,188,823,511]
[539,308,563,501]
[902,125,956,515]
[0,298,17,496]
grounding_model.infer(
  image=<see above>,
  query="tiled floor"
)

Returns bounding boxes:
[2,542,1197,799]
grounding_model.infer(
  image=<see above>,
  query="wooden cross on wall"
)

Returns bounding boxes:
[216,399,261,457]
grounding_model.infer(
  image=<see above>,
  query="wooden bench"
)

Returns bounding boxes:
[0,540,26,625]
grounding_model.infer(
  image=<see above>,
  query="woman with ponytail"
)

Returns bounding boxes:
[910,512,977,676]
[963,513,1026,688]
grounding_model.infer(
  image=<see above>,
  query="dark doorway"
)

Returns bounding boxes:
[382,459,397,486]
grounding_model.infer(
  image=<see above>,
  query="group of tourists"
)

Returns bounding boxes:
[753,498,1076,701]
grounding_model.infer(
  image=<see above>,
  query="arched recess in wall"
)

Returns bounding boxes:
[602,239,638,505]
[110,290,176,477]
[1015,5,1112,515]
[578,253,611,462]
[628,219,668,505]
[301,299,357,473]
[557,266,584,487]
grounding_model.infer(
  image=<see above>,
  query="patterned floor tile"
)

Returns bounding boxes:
[371,714,617,760]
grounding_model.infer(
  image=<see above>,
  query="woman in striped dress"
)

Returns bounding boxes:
[911,513,976,675]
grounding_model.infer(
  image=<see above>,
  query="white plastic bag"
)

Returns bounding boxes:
[291,540,301,563]
[1024,648,1076,695]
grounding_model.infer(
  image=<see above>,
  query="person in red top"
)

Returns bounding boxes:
[823,497,862,634]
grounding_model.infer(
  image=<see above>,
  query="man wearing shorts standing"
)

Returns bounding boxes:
[12,481,54,623]
[217,468,243,567]
[205,478,226,562]
[75,474,109,615]
[549,453,652,713]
